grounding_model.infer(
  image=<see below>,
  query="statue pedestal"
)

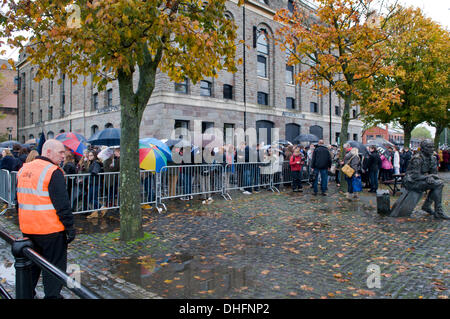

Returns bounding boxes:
[376,190,391,215]
[390,189,423,217]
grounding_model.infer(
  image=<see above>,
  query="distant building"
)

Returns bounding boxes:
[363,124,404,146]
[0,59,18,141]
[16,0,363,145]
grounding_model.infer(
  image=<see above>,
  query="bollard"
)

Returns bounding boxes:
[11,238,34,299]
[376,190,391,215]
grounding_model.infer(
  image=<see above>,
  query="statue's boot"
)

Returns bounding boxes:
[434,206,450,220]
[421,198,435,216]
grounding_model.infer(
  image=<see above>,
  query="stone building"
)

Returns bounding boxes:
[16,0,363,146]
[0,59,18,141]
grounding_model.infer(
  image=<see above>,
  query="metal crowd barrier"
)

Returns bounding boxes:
[158,164,226,205]
[0,169,15,209]
[223,162,280,199]
[0,162,316,215]
[65,170,158,215]
[0,227,100,299]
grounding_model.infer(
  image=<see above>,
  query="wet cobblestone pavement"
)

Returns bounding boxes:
[1,173,449,299]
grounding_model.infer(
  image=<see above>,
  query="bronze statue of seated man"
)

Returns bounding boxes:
[402,140,449,219]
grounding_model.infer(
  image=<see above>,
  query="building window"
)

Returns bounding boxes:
[286,97,295,110]
[257,33,269,54]
[310,102,318,113]
[286,65,294,84]
[175,78,188,94]
[200,80,212,97]
[47,131,54,139]
[31,89,34,102]
[93,93,98,110]
[335,105,341,116]
[91,125,99,136]
[223,84,233,100]
[353,134,358,141]
[174,119,189,130]
[107,89,113,108]
[288,0,295,13]
[202,121,214,134]
[353,109,357,118]
[257,55,267,78]
[257,92,268,105]
[48,106,53,121]
[39,109,42,122]
[105,123,114,129]
[336,132,340,143]
[30,112,34,124]
[224,123,235,144]
[39,84,43,99]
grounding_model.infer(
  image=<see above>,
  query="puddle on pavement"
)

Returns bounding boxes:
[73,211,121,235]
[110,253,252,298]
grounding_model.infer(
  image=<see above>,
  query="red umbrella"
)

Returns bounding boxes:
[55,132,87,156]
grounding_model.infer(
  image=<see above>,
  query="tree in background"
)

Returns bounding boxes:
[411,126,432,140]
[274,0,401,158]
[362,5,450,148]
[1,0,242,241]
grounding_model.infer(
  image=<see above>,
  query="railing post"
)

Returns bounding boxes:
[11,238,34,299]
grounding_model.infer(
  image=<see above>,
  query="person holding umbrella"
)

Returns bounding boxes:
[365,145,382,193]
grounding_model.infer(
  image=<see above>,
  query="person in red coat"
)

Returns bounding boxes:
[290,147,304,192]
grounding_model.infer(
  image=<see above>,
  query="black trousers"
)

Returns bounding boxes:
[292,170,302,190]
[22,231,67,299]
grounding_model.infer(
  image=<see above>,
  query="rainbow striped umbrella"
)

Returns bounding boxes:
[139,141,167,172]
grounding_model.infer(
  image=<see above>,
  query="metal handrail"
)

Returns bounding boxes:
[0,227,101,299]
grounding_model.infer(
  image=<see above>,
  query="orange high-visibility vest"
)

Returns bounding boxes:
[17,158,65,235]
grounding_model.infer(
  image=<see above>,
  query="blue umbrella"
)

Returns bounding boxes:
[140,137,172,162]
[0,140,21,148]
[88,128,120,146]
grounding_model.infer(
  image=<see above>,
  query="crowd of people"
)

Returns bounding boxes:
[1,139,447,210]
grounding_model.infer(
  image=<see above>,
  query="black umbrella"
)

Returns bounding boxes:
[88,128,120,146]
[366,139,391,154]
[348,140,368,155]
[0,140,21,149]
[293,133,319,143]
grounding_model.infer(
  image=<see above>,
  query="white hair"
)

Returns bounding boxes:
[350,147,359,156]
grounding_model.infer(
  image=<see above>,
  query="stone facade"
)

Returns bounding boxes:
[0,59,18,140]
[16,0,363,145]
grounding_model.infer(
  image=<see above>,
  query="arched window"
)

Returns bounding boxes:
[105,123,114,129]
[59,129,65,133]
[286,123,301,143]
[29,134,35,140]
[256,120,274,145]
[257,32,268,55]
[91,125,99,136]
[310,125,323,140]
[47,131,54,139]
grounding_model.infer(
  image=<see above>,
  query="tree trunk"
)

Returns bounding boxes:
[401,122,415,149]
[118,70,144,242]
[339,95,352,192]
[434,123,444,150]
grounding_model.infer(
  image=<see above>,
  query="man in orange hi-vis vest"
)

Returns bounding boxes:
[16,139,76,299]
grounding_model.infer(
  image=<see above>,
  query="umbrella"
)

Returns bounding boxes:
[347,140,368,155]
[55,132,87,156]
[366,139,392,154]
[0,140,21,149]
[139,141,167,172]
[55,132,87,143]
[97,147,114,162]
[37,132,46,155]
[293,133,319,143]
[274,139,293,146]
[165,139,200,154]
[88,128,120,146]
[140,137,172,162]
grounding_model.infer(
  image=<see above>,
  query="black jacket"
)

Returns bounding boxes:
[0,155,21,171]
[311,145,332,169]
[365,151,382,171]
